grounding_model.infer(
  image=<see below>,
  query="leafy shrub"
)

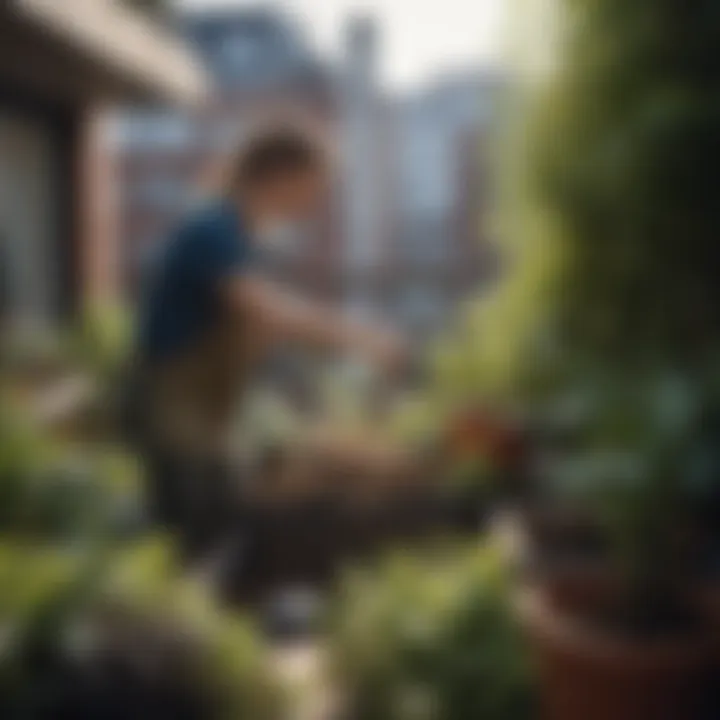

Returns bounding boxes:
[73,304,131,382]
[329,544,533,720]
[0,386,285,719]
[0,539,286,720]
[0,399,143,541]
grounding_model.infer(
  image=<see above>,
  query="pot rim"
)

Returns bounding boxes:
[516,586,715,671]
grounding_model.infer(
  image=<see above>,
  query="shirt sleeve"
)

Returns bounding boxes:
[186,210,253,290]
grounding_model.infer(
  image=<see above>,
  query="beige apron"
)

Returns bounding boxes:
[145,309,270,457]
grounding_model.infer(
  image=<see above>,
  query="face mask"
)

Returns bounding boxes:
[186,190,211,211]
[256,218,302,257]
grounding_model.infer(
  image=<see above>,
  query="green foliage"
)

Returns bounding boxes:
[446,454,497,494]
[99,539,287,720]
[235,385,303,460]
[0,313,286,716]
[386,393,444,448]
[71,304,131,384]
[0,398,142,542]
[437,0,720,624]
[329,544,533,720]
[0,540,117,714]
[468,0,720,400]
[0,402,48,528]
[0,391,285,717]
[0,539,286,720]
[1,304,130,387]
[0,331,72,380]
[542,368,703,603]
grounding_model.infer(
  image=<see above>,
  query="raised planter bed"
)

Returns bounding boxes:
[223,443,490,604]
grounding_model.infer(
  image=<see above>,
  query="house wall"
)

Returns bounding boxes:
[76,107,121,310]
[0,86,79,327]
[0,113,56,327]
[0,83,119,327]
[0,2,207,328]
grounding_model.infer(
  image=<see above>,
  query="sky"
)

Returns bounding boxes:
[177,0,507,91]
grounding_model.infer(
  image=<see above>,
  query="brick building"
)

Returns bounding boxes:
[115,7,342,301]
[114,6,502,347]
[385,71,502,339]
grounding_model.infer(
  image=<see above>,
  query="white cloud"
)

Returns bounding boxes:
[177,0,506,90]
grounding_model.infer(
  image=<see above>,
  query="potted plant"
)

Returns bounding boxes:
[440,405,529,533]
[511,379,623,614]
[518,370,718,720]
[465,0,720,712]
[684,401,720,632]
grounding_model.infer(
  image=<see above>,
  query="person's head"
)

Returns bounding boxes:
[228,126,328,237]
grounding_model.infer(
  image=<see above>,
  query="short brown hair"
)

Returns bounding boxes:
[230,126,323,189]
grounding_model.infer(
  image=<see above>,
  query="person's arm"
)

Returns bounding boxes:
[220,272,405,370]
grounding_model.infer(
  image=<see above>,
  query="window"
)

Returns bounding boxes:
[217,33,264,71]
[113,113,195,151]
[129,176,191,210]
[397,287,445,328]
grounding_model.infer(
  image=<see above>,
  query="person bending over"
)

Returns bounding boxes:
[126,126,405,567]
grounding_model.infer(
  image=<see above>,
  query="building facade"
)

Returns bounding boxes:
[114,5,502,346]
[386,71,502,339]
[115,7,342,300]
[0,0,204,333]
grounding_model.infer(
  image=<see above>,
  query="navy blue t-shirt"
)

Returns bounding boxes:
[137,202,252,362]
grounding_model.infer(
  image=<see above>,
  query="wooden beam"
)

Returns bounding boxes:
[8,0,207,105]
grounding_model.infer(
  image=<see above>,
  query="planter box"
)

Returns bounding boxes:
[225,484,488,605]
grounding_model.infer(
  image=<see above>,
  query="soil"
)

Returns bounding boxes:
[593,597,704,642]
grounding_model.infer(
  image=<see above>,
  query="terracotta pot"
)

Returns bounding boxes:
[689,580,720,630]
[690,579,720,715]
[518,588,715,720]
[534,559,619,617]
[514,503,617,615]
[520,504,606,556]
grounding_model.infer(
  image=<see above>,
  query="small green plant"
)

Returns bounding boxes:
[98,538,288,720]
[329,544,533,720]
[541,367,709,630]
[0,396,143,542]
[71,304,131,384]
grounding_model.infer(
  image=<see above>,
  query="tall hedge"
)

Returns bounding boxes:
[470,0,720,399]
